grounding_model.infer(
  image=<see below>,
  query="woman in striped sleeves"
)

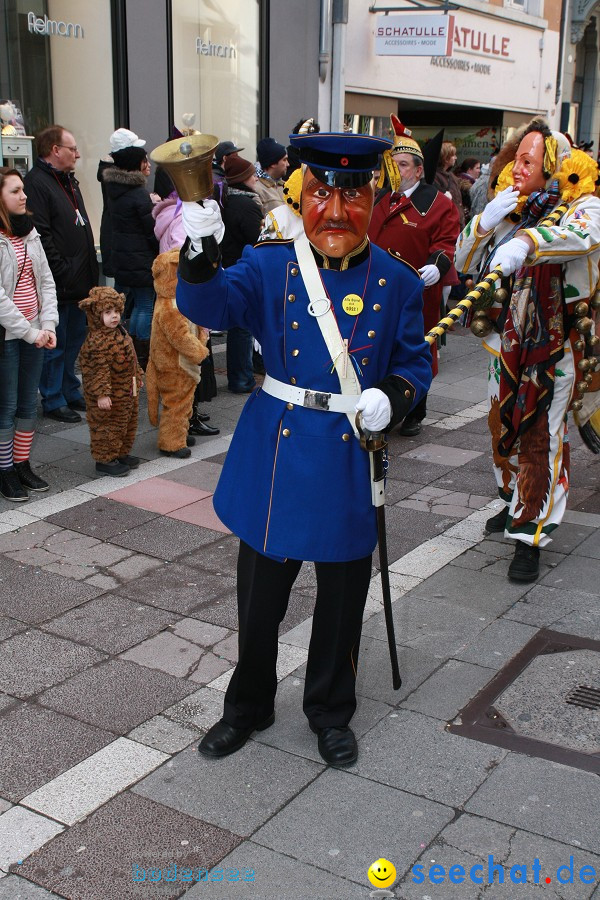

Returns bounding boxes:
[0,168,58,501]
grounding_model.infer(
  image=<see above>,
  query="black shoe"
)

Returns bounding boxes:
[67,398,86,412]
[198,714,275,759]
[309,724,358,767]
[508,541,540,582]
[485,507,509,533]
[228,385,255,394]
[43,405,81,423]
[160,447,191,459]
[398,418,421,437]
[96,459,130,477]
[14,460,49,492]
[197,413,211,422]
[0,467,28,502]
[118,455,140,469]
[188,419,220,437]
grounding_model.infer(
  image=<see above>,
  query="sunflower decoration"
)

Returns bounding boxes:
[282,167,303,217]
[494,162,528,217]
[556,148,599,203]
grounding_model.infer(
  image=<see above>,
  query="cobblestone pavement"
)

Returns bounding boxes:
[1,331,600,899]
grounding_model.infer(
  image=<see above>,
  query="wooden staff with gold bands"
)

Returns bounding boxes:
[424,203,571,347]
[424,267,504,346]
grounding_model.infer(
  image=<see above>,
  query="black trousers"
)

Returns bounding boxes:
[223,541,372,729]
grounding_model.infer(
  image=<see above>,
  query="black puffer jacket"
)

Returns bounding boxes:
[97,158,115,278]
[220,187,263,268]
[24,157,98,304]
[103,167,158,288]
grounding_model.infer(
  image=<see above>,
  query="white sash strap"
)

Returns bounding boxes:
[293,234,361,432]
[262,374,358,413]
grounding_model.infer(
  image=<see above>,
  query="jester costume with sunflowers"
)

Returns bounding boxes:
[455,118,600,553]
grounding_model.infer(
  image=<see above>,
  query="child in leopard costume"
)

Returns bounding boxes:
[79,287,144,477]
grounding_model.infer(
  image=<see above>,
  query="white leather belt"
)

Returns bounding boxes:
[262,374,358,414]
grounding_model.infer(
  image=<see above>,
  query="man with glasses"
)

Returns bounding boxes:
[24,125,98,422]
[369,116,460,435]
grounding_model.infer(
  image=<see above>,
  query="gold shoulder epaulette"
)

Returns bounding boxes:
[253,238,295,248]
[386,248,420,277]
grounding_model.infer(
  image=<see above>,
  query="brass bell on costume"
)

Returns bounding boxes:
[150,133,218,202]
[470,310,493,338]
[494,288,509,304]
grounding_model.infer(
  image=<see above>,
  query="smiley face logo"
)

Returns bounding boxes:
[367,858,397,888]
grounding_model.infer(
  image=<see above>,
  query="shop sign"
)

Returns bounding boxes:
[27,12,84,38]
[195,38,237,59]
[375,15,454,57]
[453,24,510,58]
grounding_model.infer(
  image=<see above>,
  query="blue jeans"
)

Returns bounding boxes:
[226,327,255,391]
[0,338,44,440]
[39,302,87,412]
[115,284,155,340]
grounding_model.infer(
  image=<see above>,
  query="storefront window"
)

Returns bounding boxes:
[171,0,260,155]
[0,0,115,238]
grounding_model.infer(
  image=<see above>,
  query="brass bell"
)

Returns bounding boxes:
[572,399,584,411]
[576,380,589,393]
[150,133,219,202]
[470,312,493,338]
[591,293,600,310]
[588,334,600,347]
[575,317,594,334]
[574,301,590,318]
[585,372,594,384]
[574,339,586,351]
[494,288,508,304]
[578,358,591,371]
[588,357,598,370]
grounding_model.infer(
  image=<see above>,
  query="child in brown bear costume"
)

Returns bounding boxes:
[146,250,209,458]
[79,287,144,477]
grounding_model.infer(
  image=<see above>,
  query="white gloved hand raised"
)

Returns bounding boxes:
[355,388,392,432]
[418,264,441,287]
[181,199,225,250]
[488,237,530,275]
[479,186,520,233]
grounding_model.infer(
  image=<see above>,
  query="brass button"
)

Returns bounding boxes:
[368,330,376,338]
[404,389,411,398]
[373,304,381,312]
[362,357,369,365]
[291,268,298,276]
[290,377,297,385]
[342,433,351,441]
[291,321,299,329]
[292,349,300,357]
[282,428,291,437]
[288,293,296,302]
[286,402,294,410]
[378,278,386,286]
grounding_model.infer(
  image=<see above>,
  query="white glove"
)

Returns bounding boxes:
[355,388,392,432]
[181,199,225,249]
[488,237,530,275]
[418,264,440,287]
[479,187,520,233]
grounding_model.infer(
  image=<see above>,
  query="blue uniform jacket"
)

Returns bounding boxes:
[177,239,431,563]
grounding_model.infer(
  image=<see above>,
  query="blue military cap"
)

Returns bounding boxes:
[288,131,392,187]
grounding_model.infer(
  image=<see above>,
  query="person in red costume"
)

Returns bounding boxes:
[369,116,461,435]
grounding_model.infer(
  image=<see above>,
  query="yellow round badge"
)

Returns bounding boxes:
[342,293,364,316]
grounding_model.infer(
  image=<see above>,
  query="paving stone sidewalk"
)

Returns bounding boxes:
[1,330,599,900]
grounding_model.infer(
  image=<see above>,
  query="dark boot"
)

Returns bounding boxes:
[485,506,509,533]
[189,411,220,436]
[0,467,28,502]
[133,337,150,371]
[14,460,49,492]
[508,541,540,582]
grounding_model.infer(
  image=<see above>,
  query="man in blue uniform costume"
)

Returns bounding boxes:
[177,132,432,766]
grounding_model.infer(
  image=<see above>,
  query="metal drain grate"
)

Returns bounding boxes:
[565,685,600,711]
